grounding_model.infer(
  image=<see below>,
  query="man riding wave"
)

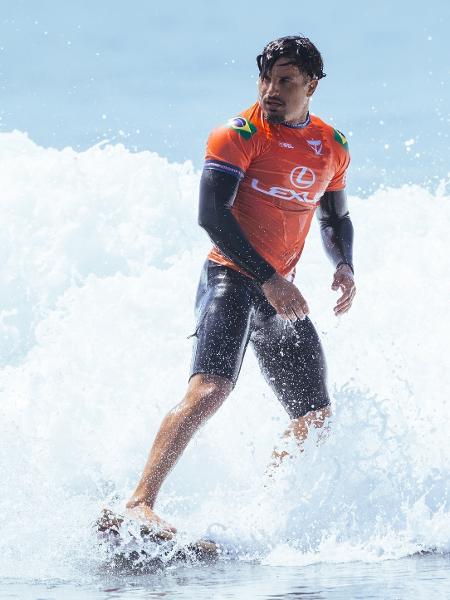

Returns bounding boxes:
[124,35,356,534]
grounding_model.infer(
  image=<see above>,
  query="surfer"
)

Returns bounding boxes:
[125,36,356,534]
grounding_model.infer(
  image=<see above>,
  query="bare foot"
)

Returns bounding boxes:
[126,503,177,538]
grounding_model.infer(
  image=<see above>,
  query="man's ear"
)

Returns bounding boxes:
[307,79,319,97]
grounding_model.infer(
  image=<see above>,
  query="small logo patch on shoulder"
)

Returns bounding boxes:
[333,129,349,151]
[227,116,257,140]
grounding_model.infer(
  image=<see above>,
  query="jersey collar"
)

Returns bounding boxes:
[280,112,311,129]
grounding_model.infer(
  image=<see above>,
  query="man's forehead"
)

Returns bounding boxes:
[270,59,302,75]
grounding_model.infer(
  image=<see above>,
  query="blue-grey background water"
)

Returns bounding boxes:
[0,1,449,599]
[1,0,448,194]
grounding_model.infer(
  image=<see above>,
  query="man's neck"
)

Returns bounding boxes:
[281,111,311,129]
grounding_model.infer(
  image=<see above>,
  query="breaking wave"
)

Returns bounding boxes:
[0,131,449,579]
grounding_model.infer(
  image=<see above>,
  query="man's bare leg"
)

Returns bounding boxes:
[267,405,332,474]
[125,373,233,534]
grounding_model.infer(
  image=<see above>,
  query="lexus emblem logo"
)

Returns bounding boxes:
[290,166,316,189]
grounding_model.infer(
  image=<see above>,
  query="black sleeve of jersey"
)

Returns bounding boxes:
[316,190,354,273]
[198,168,276,284]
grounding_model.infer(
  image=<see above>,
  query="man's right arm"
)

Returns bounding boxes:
[198,167,309,320]
[198,167,276,283]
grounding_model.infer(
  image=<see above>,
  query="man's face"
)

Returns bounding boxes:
[258,57,318,124]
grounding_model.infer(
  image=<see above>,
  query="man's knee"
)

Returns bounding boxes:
[179,373,233,422]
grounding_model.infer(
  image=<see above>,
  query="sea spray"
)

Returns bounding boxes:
[0,132,449,578]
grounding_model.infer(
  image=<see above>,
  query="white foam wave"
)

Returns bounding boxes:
[0,131,449,579]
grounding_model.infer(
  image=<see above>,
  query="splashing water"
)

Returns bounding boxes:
[0,131,449,580]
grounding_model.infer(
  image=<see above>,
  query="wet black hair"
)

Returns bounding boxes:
[256,35,326,80]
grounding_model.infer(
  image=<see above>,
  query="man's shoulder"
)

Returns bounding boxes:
[310,114,350,154]
[205,103,268,169]
[210,103,265,140]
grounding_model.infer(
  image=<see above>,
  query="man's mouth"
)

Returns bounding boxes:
[265,99,284,109]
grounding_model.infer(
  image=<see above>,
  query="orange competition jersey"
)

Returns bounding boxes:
[204,102,350,277]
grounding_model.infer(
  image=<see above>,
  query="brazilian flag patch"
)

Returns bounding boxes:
[333,128,349,151]
[227,116,257,140]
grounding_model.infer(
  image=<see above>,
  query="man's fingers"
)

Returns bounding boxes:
[331,268,356,316]
[334,288,356,314]
[280,306,299,321]
[291,306,305,321]
[262,276,309,321]
[334,294,354,314]
[292,291,309,316]
[291,295,309,320]
[277,301,306,322]
[335,287,353,306]
[300,297,310,315]
[273,303,291,320]
[335,279,356,301]
[334,298,353,315]
[285,306,299,322]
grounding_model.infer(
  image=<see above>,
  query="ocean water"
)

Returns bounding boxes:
[1,1,450,597]
[0,0,449,193]
[0,132,449,598]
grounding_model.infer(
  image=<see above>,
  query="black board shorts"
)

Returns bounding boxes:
[189,260,330,419]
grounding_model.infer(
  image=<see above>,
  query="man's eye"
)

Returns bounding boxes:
[280,78,292,83]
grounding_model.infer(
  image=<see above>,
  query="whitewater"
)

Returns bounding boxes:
[1,131,449,598]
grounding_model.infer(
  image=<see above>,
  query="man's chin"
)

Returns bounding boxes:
[263,111,286,124]
[264,112,286,125]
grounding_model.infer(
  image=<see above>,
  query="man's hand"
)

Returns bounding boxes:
[332,264,356,316]
[261,272,309,321]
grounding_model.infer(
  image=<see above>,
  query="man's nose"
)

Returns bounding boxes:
[266,79,280,97]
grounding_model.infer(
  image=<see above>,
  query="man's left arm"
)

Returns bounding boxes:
[316,190,356,315]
